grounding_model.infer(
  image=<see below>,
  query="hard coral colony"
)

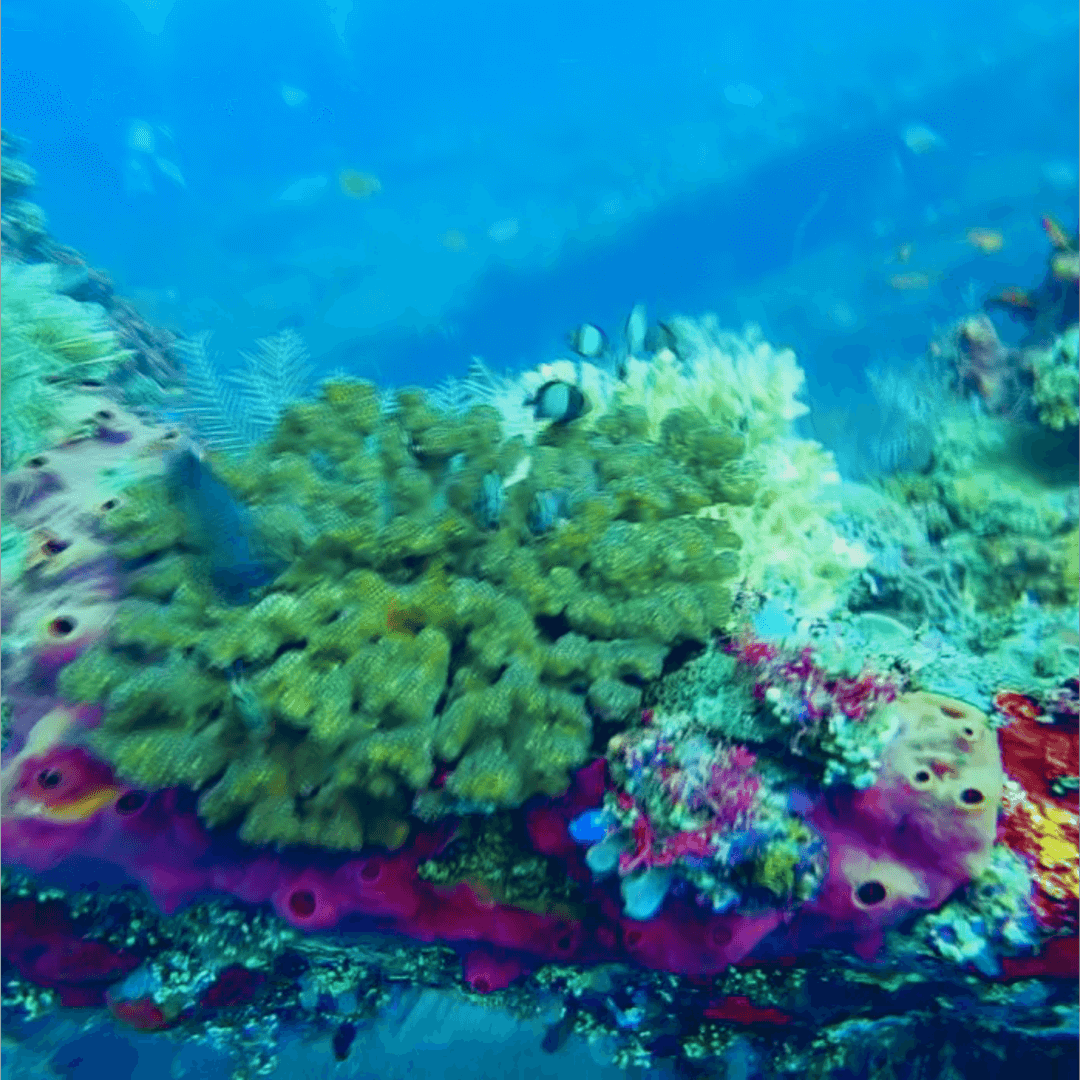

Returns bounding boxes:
[0,132,1077,1074]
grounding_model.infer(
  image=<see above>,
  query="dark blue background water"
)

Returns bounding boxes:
[4,0,1078,456]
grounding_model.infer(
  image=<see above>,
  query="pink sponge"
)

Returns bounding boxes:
[461,947,530,992]
[782,692,1005,956]
[620,901,784,974]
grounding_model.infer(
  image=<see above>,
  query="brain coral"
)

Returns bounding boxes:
[59,380,746,850]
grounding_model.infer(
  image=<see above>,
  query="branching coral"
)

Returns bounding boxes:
[59,379,749,849]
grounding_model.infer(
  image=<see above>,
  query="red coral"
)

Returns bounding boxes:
[995,691,1045,726]
[998,706,1078,808]
[703,994,791,1024]
[1,899,139,1006]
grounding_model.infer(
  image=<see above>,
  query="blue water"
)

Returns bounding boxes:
[2,1,1078,1076]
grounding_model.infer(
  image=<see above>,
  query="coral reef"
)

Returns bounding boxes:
[56,377,753,848]
[2,137,1076,1080]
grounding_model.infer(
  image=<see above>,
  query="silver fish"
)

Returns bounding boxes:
[624,303,647,356]
[527,490,565,534]
[568,322,607,358]
[528,381,588,423]
[474,471,505,529]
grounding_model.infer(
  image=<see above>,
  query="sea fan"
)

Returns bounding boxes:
[180,329,312,454]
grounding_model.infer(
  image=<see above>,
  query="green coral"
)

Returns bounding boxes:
[61,381,747,850]
[1030,326,1079,431]
[879,408,1080,613]
[0,259,130,467]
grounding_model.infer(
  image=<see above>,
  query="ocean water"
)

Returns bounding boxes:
[1,1,1078,1078]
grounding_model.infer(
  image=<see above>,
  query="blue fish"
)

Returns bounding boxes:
[166,448,282,605]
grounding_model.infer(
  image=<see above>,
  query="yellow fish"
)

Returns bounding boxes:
[338,169,382,198]
[966,228,1004,254]
[440,229,468,251]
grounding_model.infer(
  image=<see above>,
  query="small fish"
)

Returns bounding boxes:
[487,218,519,243]
[624,303,647,355]
[900,123,945,155]
[166,448,282,604]
[987,287,1036,312]
[474,471,505,529]
[1042,214,1074,251]
[568,322,607,358]
[280,84,308,108]
[527,381,588,423]
[440,229,468,251]
[338,169,382,198]
[126,119,156,154]
[154,156,186,187]
[895,243,913,263]
[527,490,565,535]
[644,321,678,355]
[966,228,1003,254]
[889,272,932,290]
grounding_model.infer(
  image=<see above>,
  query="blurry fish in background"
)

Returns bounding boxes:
[889,272,933,290]
[280,83,309,107]
[724,82,764,108]
[338,169,382,198]
[966,228,1004,254]
[474,472,506,530]
[895,243,913,263]
[440,229,468,251]
[488,218,520,243]
[527,490,568,535]
[900,123,945,155]
[624,303,647,355]
[644,321,678,355]
[154,157,187,188]
[277,174,329,203]
[1042,214,1074,251]
[568,322,607,358]
[124,119,186,193]
[985,287,1036,316]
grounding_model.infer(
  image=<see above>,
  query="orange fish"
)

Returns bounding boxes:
[1042,215,1073,251]
[889,272,932,290]
[966,228,1004,254]
[990,288,1036,311]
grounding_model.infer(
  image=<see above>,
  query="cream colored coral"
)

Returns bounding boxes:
[617,319,808,446]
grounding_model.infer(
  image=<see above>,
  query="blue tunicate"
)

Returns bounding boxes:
[569,808,615,843]
[585,835,625,877]
[621,866,674,921]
